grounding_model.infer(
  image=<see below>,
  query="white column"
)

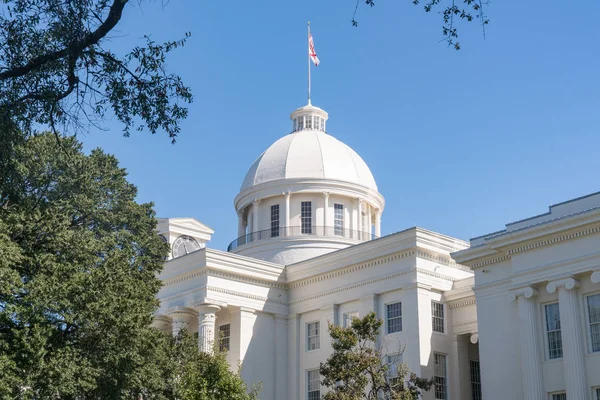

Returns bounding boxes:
[284,191,291,236]
[252,199,260,238]
[197,304,221,353]
[375,209,381,237]
[450,334,471,400]
[287,314,300,400]
[547,278,588,399]
[274,314,288,400]
[169,307,195,337]
[508,287,544,400]
[357,198,363,240]
[237,210,245,238]
[321,304,338,357]
[323,192,329,235]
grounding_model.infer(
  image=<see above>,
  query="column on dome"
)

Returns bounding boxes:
[509,287,544,400]
[356,198,363,240]
[169,306,196,337]
[284,192,291,237]
[323,192,329,235]
[375,209,381,237]
[197,304,220,353]
[546,278,588,399]
[237,210,245,238]
[252,199,260,241]
[367,203,372,238]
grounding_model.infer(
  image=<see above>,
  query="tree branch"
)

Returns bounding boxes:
[0,0,129,81]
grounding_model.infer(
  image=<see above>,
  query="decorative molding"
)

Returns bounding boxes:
[162,267,286,290]
[592,270,600,284]
[471,254,511,269]
[507,225,600,255]
[470,333,479,344]
[448,298,476,309]
[415,249,471,271]
[207,286,287,305]
[547,277,581,293]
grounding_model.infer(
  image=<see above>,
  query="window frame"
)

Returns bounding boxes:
[386,353,404,390]
[219,323,231,352]
[343,311,359,328]
[307,369,320,400]
[334,203,344,236]
[306,321,320,351]
[301,201,312,234]
[433,352,448,400]
[431,301,445,334]
[549,392,566,400]
[469,359,482,400]
[543,302,563,360]
[593,386,600,400]
[386,302,402,334]
[270,204,280,238]
[586,292,600,353]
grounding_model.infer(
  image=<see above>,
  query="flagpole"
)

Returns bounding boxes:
[307,21,311,105]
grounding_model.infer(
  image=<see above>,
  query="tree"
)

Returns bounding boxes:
[320,312,433,400]
[0,0,193,143]
[0,132,170,398]
[352,0,490,50]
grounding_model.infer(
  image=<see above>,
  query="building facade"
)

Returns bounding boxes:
[152,100,599,400]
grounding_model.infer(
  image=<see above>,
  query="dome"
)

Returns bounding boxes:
[240,130,377,191]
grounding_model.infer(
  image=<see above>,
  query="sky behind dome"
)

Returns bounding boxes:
[81,0,600,251]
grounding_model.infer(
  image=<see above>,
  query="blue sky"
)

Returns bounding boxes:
[81,0,600,250]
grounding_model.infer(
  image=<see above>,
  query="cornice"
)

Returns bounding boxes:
[207,286,287,305]
[470,254,511,269]
[415,249,471,271]
[448,298,476,309]
[162,267,286,289]
[505,224,600,255]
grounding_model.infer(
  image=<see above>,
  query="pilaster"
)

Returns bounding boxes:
[230,306,257,363]
[287,314,300,400]
[274,314,288,400]
[546,277,588,399]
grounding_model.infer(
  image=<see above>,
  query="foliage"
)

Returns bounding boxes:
[0,132,170,398]
[320,312,433,400]
[351,0,490,50]
[172,331,262,400]
[0,0,193,142]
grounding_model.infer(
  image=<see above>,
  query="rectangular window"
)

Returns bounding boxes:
[386,353,404,389]
[334,204,344,236]
[307,369,320,400]
[386,302,402,334]
[219,323,231,352]
[587,294,600,352]
[551,393,566,400]
[306,115,313,130]
[343,311,359,328]
[432,301,445,333]
[307,321,320,351]
[595,387,600,400]
[301,201,312,234]
[545,303,563,359]
[434,353,448,400]
[297,116,304,130]
[470,360,482,400]
[271,204,280,237]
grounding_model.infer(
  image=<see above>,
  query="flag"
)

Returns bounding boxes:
[309,29,320,66]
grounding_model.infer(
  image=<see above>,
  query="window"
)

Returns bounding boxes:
[306,115,313,130]
[219,324,230,352]
[297,116,304,131]
[307,369,320,400]
[386,302,402,334]
[307,321,320,351]
[334,204,344,236]
[550,393,566,400]
[386,353,404,389]
[343,311,359,328]
[595,387,600,400]
[587,294,600,352]
[271,204,280,237]
[301,201,312,234]
[434,353,448,400]
[432,301,445,333]
[545,303,563,359]
[470,360,482,400]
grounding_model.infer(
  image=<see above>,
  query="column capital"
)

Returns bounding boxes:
[508,286,539,302]
[591,270,600,284]
[284,191,292,198]
[288,313,298,321]
[470,333,479,344]
[274,313,288,321]
[357,197,364,204]
[547,277,581,293]
[237,210,244,218]
[168,306,196,321]
[196,304,221,315]
[253,198,261,204]
[322,191,330,199]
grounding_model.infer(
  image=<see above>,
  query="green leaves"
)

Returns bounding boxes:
[320,312,433,400]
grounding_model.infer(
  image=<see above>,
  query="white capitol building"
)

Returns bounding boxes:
[152,101,600,400]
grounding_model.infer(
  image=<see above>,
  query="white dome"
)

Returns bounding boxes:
[241,130,377,191]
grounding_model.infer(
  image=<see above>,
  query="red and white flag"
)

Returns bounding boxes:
[309,29,320,66]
